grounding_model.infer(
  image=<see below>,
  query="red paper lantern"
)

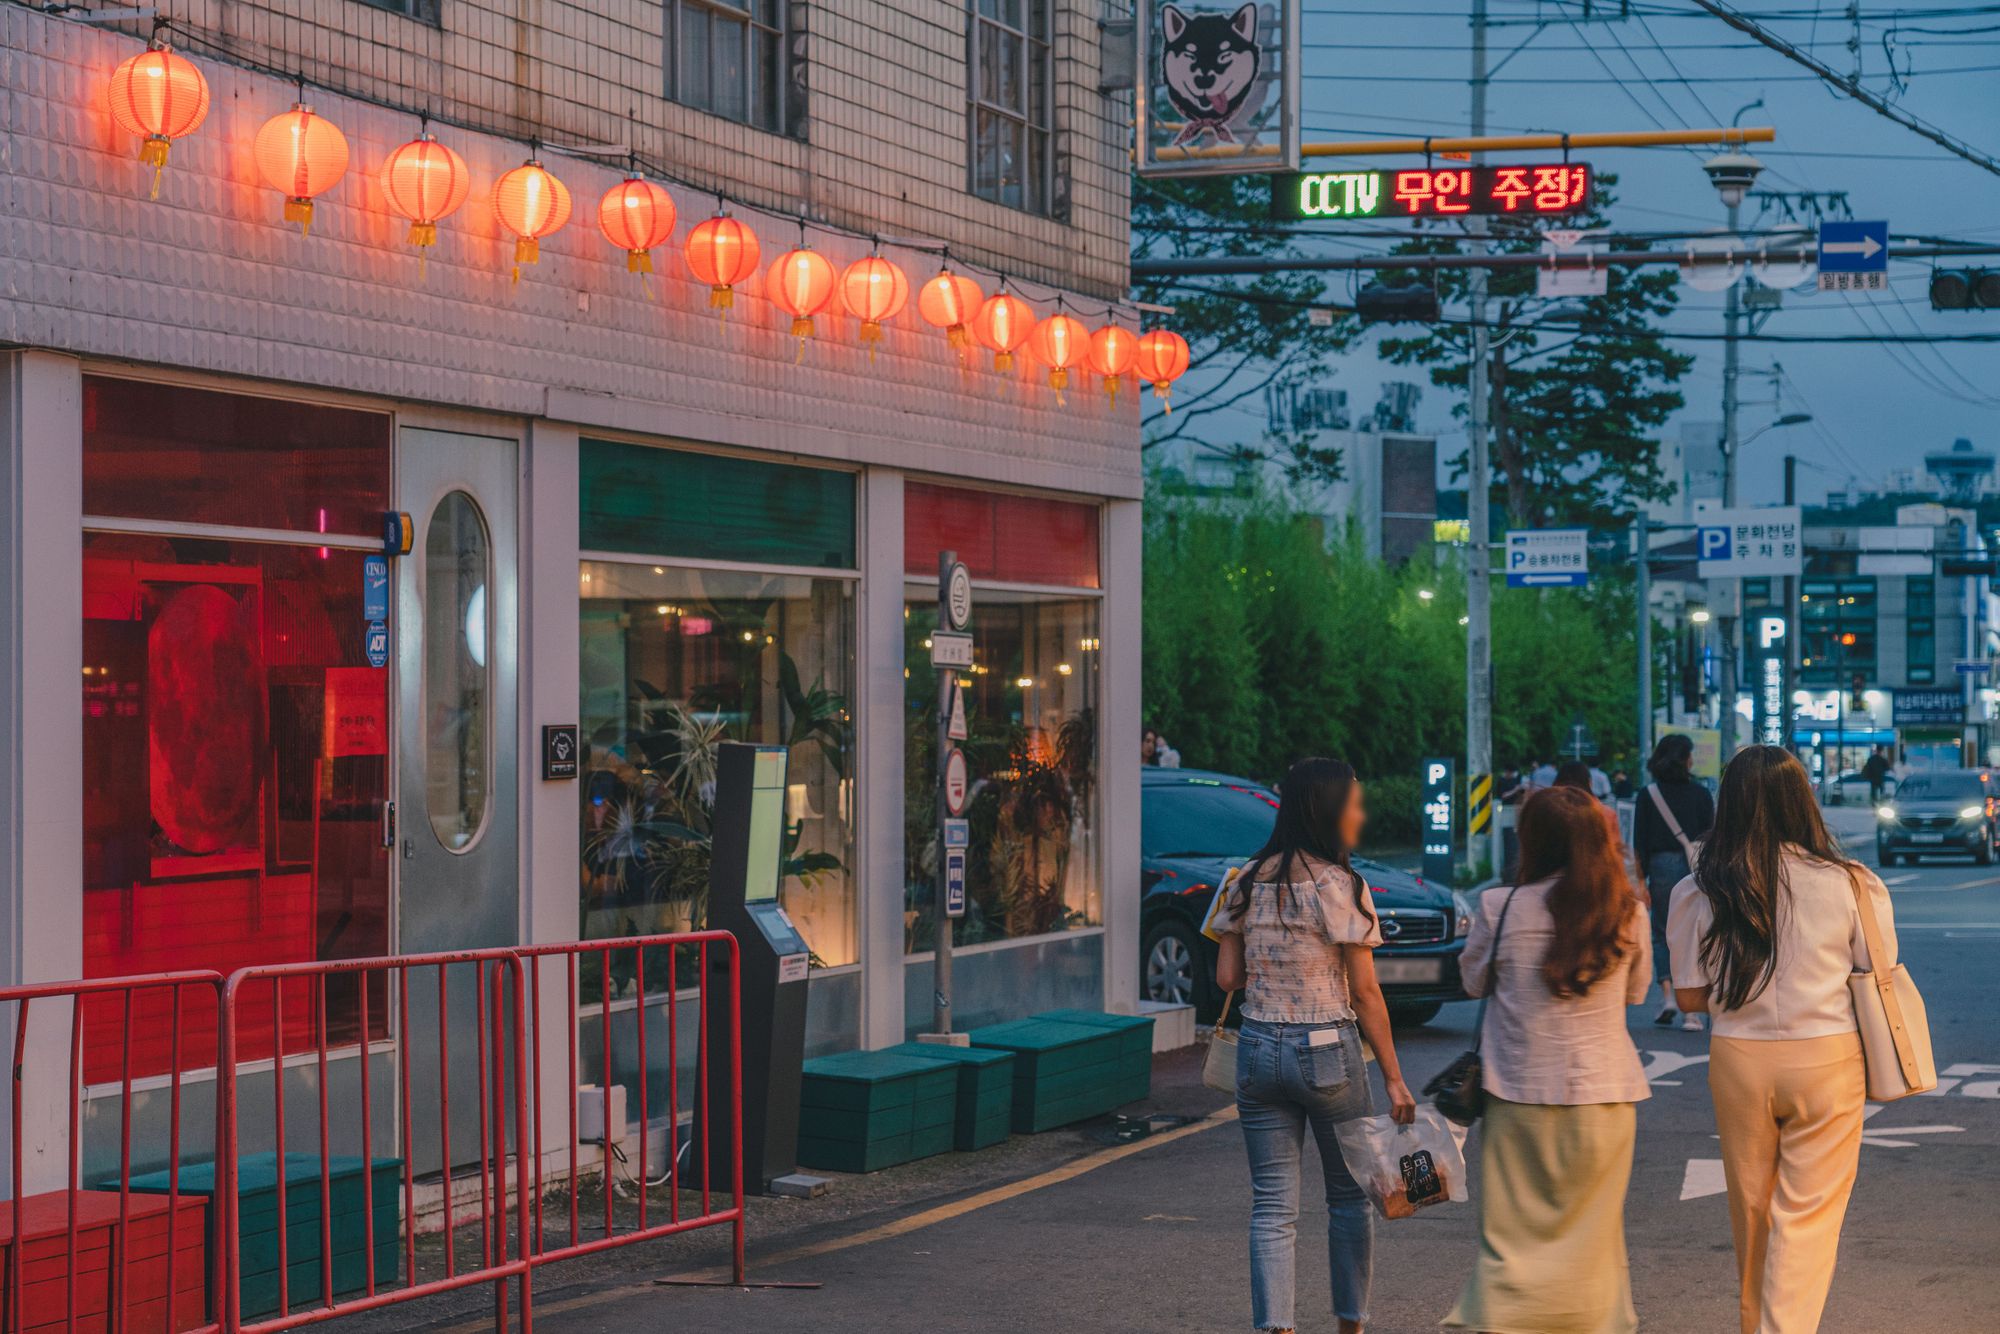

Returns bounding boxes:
[917,269,985,361]
[492,159,572,280]
[970,292,1035,372]
[1088,324,1139,403]
[598,177,676,275]
[841,256,909,354]
[379,133,471,263]
[107,40,210,198]
[767,247,838,355]
[252,104,349,234]
[1136,329,1192,411]
[685,214,762,313]
[1026,313,1089,402]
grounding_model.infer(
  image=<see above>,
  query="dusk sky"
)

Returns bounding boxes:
[1204,1,2000,508]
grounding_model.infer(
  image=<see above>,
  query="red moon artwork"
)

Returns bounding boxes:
[148,583,265,853]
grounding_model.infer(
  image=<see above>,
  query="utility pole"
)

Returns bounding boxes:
[1784,453,1798,757]
[1636,518,1652,760]
[1465,0,1496,872]
[1705,144,1762,761]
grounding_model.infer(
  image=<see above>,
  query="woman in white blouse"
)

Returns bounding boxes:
[1442,784,1651,1334]
[1668,745,1899,1334]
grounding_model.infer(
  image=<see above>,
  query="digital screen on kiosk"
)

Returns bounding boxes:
[744,747,788,903]
[1270,163,1592,221]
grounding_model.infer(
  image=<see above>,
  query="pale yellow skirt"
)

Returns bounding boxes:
[1441,1096,1639,1334]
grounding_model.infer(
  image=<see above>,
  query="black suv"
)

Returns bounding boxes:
[1138,768,1470,1025]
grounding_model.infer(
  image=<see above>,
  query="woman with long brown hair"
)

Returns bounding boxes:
[1668,746,1900,1334]
[1442,784,1652,1334]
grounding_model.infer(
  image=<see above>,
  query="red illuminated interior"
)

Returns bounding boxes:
[904,482,1101,587]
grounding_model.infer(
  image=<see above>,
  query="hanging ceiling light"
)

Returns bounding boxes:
[252,103,349,234]
[840,255,909,357]
[492,158,572,282]
[107,38,210,199]
[918,267,985,362]
[379,131,471,271]
[1135,329,1192,411]
[685,212,761,315]
[598,175,677,277]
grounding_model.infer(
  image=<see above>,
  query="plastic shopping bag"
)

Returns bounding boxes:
[1332,1105,1471,1220]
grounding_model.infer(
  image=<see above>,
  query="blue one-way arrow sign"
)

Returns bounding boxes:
[1819,220,1888,292]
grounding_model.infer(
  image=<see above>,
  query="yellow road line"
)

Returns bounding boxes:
[425,1106,1239,1330]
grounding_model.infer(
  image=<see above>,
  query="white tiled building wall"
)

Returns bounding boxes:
[0,4,1139,498]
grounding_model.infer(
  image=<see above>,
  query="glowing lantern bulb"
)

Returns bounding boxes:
[767,247,837,356]
[598,176,677,278]
[841,256,909,358]
[492,159,572,282]
[1026,313,1089,403]
[918,269,985,362]
[1136,329,1192,412]
[970,292,1035,373]
[253,103,349,234]
[379,132,471,272]
[1088,324,1139,403]
[685,213,762,317]
[107,40,210,199]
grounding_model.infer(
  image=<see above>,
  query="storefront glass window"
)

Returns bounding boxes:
[81,379,393,1082]
[425,492,491,851]
[904,590,1101,951]
[580,562,857,969]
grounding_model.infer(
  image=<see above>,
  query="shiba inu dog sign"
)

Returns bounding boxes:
[1137,0,1300,176]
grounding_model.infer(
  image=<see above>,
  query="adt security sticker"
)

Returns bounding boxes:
[365,621,389,669]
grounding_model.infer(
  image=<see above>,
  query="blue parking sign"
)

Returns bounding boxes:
[1697,526,1731,562]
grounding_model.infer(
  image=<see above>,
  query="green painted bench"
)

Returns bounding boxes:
[797,1051,958,1173]
[883,1042,1016,1151]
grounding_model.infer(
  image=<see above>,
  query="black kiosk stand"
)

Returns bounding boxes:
[703,741,819,1197]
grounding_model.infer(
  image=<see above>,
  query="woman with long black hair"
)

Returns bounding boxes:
[1212,757,1416,1334]
[1668,745,1900,1334]
[1634,732,1715,1029]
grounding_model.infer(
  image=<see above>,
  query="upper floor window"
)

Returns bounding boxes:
[357,0,439,21]
[969,0,1053,214]
[666,0,791,134]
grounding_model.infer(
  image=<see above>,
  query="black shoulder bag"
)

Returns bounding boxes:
[1421,885,1520,1127]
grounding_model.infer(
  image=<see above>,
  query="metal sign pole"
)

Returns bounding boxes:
[933,550,955,1035]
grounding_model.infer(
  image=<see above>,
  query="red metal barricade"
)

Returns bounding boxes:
[514,932,744,1286]
[1,932,743,1334]
[1,971,226,1334]
[216,950,534,1333]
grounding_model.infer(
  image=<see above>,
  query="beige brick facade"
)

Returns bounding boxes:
[56,0,1131,301]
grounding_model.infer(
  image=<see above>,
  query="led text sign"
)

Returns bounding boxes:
[1271,163,1593,221]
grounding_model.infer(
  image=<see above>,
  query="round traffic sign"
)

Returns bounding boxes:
[945,561,973,630]
[944,746,969,815]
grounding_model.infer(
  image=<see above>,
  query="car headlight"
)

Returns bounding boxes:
[1961,805,1985,820]
[1451,889,1476,938]
[1877,805,1897,821]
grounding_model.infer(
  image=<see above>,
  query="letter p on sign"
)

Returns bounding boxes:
[1427,762,1448,785]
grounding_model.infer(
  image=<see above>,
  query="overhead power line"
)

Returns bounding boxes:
[1687,0,2000,181]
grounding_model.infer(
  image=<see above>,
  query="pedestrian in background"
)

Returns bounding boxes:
[1442,785,1651,1334]
[1610,768,1636,801]
[1668,746,1899,1334]
[1554,761,1594,792]
[1213,757,1417,1334]
[1141,726,1180,768]
[1529,755,1558,791]
[1587,761,1614,803]
[1634,733,1714,1030]
[1862,745,1891,804]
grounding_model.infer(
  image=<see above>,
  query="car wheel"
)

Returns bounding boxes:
[1878,845,1898,868]
[1388,1001,1444,1028]
[1141,918,1206,1010]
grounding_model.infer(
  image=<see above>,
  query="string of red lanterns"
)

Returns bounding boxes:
[97,38,1188,405]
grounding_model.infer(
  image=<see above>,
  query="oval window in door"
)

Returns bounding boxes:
[426,491,490,851]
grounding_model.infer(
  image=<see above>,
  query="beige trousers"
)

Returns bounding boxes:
[1708,1032,1866,1334]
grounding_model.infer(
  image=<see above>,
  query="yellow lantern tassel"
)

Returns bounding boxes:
[627,250,653,275]
[408,222,437,282]
[1105,375,1121,405]
[140,136,170,200]
[1155,381,1173,414]
[860,320,883,363]
[1049,367,1069,406]
[512,235,538,284]
[710,284,734,310]
[284,197,314,235]
[995,350,1014,373]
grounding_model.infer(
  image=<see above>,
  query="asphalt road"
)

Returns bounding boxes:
[365,803,1998,1332]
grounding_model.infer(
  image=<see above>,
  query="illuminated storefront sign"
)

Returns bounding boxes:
[1420,756,1455,884]
[1271,162,1593,221]
[1755,615,1788,748]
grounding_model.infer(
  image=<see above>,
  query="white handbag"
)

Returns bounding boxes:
[1202,991,1239,1093]
[1846,871,1936,1102]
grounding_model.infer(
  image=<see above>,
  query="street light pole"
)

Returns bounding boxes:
[1705,147,1764,760]
[1637,518,1652,759]
[1465,0,1496,872]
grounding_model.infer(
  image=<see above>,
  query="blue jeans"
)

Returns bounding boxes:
[1235,1017,1375,1330]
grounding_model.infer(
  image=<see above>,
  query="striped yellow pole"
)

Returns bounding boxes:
[1468,773,1493,837]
